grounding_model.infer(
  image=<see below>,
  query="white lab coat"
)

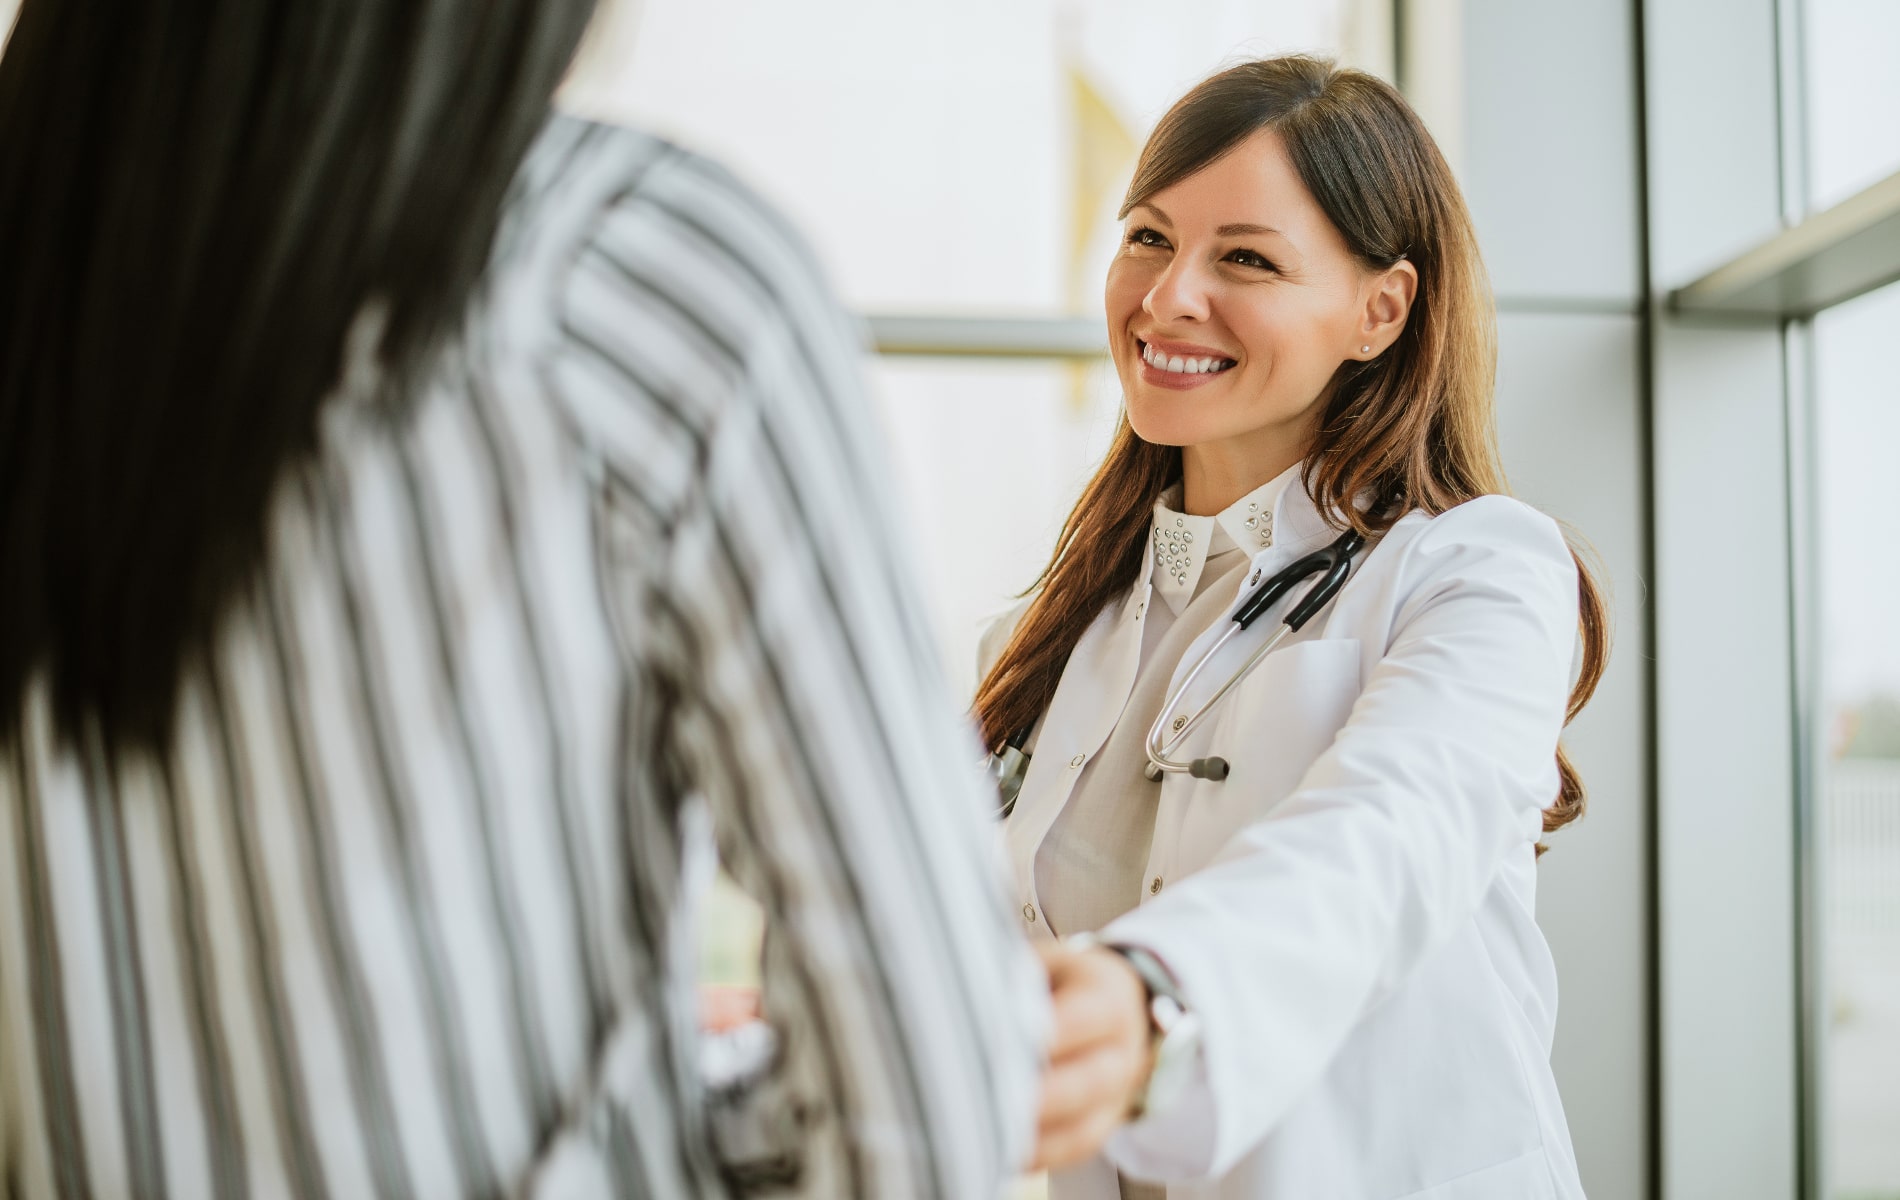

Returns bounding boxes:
[983,471,1588,1200]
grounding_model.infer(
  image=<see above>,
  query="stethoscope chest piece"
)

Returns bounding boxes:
[1141,756,1229,783]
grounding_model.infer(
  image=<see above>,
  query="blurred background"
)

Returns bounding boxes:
[8,0,1894,1196]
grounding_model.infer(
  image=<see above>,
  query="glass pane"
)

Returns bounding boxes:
[1814,279,1900,1200]
[1803,0,1900,212]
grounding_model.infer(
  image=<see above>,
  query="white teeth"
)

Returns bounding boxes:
[1142,342,1233,374]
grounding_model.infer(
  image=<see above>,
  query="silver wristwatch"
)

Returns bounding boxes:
[1066,934,1202,1120]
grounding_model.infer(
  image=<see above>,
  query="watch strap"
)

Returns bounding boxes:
[1107,943,1188,1031]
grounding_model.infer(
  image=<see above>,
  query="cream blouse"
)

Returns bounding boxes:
[1032,479,1284,939]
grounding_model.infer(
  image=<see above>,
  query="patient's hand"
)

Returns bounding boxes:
[699,984,761,1032]
[1030,942,1151,1171]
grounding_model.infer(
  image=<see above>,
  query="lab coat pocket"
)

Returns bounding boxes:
[1174,638,1362,860]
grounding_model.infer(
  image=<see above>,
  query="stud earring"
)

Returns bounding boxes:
[1361,344,1372,354]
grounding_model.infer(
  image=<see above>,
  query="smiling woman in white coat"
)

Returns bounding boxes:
[975,56,1610,1200]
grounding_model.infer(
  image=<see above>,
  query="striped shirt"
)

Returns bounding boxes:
[0,114,1044,1200]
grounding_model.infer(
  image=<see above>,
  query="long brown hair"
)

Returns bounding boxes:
[974,55,1608,839]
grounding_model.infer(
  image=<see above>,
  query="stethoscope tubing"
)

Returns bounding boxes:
[1143,620,1293,778]
[1144,528,1366,782]
[990,524,1374,814]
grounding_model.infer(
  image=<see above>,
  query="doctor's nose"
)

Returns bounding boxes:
[1143,260,1213,326]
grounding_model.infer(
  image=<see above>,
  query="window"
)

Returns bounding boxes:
[1812,278,1900,1200]
[1802,0,1900,212]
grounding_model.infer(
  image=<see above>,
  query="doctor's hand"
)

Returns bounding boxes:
[1030,941,1153,1172]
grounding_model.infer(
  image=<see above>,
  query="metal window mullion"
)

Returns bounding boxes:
[1783,312,1827,1200]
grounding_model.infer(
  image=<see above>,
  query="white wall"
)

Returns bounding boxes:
[1455,2,1653,1195]
[1646,1,1805,1197]
[1493,311,1650,1200]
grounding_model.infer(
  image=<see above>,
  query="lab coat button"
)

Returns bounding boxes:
[1069,754,1086,768]
[1150,877,1163,894]
[1022,904,1037,923]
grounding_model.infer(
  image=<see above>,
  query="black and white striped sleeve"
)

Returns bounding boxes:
[550,148,1046,1198]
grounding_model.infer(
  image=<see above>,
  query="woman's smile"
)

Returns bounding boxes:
[1135,335,1239,389]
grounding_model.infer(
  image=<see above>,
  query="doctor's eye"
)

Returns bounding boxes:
[1126,226,1171,249]
[1226,247,1278,272]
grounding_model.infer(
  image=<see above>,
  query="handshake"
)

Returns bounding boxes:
[701,939,1157,1173]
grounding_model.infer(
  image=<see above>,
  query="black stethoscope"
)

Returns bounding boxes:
[991,526,1367,817]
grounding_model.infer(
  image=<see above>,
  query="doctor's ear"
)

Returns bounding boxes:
[1354,259,1418,358]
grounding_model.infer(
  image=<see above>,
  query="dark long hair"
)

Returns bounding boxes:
[975,56,1609,840]
[0,0,600,754]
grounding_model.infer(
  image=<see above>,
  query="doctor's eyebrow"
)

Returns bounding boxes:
[1216,222,1286,238]
[1128,204,1286,241]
